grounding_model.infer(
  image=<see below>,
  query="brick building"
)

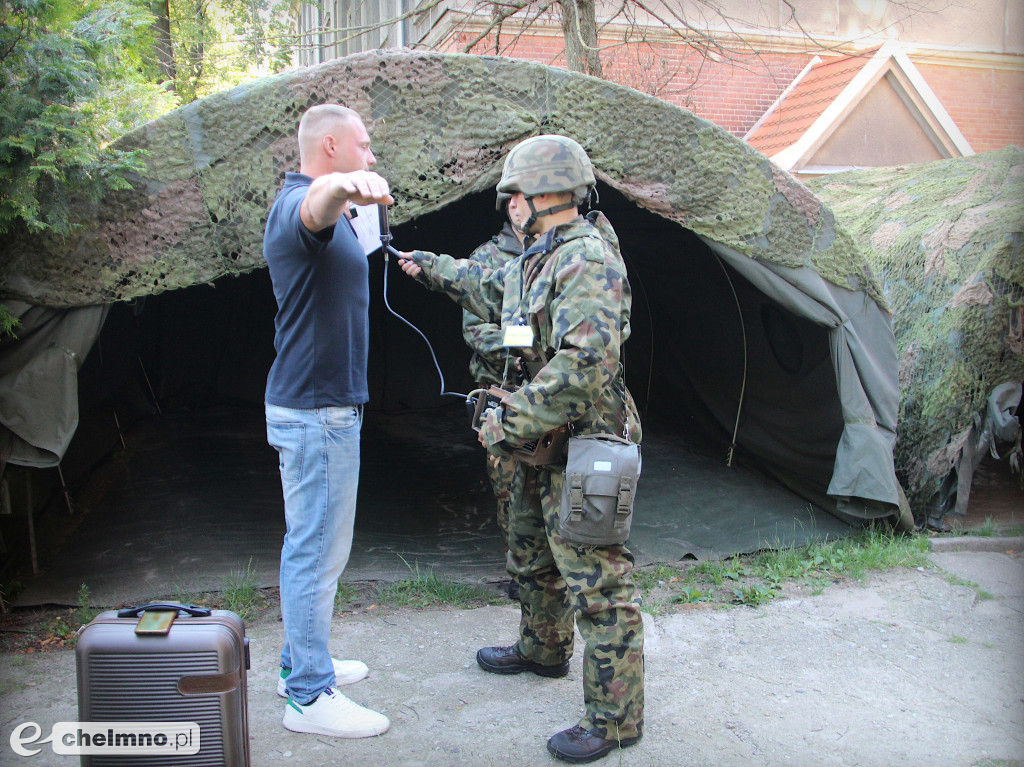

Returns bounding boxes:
[297,0,1023,171]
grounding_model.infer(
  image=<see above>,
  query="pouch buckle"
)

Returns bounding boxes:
[568,473,584,522]
[615,476,634,528]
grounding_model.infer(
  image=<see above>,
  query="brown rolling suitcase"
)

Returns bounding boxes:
[75,602,250,766]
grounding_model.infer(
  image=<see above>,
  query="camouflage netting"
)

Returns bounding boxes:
[810,147,1024,523]
[1,50,908,525]
[0,49,883,310]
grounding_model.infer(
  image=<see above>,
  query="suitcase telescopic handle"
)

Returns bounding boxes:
[117,602,213,618]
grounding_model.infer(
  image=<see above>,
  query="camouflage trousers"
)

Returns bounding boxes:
[485,452,516,539]
[505,462,645,740]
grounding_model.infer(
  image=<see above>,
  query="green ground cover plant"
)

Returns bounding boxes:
[637,527,932,614]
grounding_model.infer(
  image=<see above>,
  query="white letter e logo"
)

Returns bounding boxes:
[9,722,44,756]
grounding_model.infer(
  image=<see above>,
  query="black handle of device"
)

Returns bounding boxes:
[378,204,402,259]
[379,204,392,247]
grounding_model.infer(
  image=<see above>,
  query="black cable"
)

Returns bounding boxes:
[378,204,467,400]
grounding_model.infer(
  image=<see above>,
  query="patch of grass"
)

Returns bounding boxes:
[221,558,268,621]
[75,583,99,625]
[943,573,995,601]
[636,526,934,614]
[41,613,78,644]
[972,760,1022,767]
[371,561,504,609]
[689,559,731,587]
[672,585,711,605]
[34,583,99,648]
[944,573,976,588]
[334,581,360,610]
[750,526,931,583]
[639,598,669,616]
[949,635,969,644]
[633,564,684,592]
[973,517,998,537]
[731,582,777,606]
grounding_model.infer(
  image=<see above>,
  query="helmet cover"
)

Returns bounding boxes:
[496,135,595,200]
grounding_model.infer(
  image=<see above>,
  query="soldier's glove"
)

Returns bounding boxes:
[480,404,514,457]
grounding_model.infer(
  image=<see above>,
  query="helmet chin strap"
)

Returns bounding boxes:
[516,195,577,235]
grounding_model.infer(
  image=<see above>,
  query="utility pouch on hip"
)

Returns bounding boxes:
[559,434,641,545]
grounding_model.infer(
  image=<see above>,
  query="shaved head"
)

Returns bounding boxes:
[298,104,361,164]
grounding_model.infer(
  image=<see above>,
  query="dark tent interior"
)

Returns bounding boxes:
[10,183,853,606]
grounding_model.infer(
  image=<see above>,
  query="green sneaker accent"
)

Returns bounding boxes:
[276,659,369,699]
[286,698,304,713]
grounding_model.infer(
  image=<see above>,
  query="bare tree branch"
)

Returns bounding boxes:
[292,0,950,86]
[453,0,535,53]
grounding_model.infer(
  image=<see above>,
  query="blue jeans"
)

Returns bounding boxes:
[266,403,363,705]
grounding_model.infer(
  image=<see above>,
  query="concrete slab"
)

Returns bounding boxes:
[929,543,1024,615]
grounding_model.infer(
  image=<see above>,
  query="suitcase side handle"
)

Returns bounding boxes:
[117,602,213,618]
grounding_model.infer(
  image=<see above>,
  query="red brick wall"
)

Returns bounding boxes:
[439,30,1023,153]
[915,64,1024,153]
[446,32,808,137]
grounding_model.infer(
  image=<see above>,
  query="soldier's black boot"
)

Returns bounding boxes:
[476,645,569,678]
[546,725,642,763]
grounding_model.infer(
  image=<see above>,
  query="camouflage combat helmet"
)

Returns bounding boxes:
[497,135,595,203]
[496,135,595,232]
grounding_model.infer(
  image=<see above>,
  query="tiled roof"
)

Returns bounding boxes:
[746,48,880,156]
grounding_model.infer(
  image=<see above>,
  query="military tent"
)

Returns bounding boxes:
[0,51,909,599]
[809,147,1024,529]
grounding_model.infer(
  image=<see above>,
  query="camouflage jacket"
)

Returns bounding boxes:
[409,212,642,455]
[461,222,522,384]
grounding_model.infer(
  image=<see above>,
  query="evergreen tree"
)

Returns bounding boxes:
[0,0,171,238]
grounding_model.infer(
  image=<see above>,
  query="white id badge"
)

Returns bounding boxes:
[502,324,535,348]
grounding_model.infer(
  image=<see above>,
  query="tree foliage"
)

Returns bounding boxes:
[151,0,299,102]
[0,0,172,238]
[0,0,300,242]
[0,0,300,336]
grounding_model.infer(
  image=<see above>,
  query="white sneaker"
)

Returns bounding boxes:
[282,687,390,738]
[277,658,369,698]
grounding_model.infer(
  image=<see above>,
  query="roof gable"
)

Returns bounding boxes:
[745,40,973,174]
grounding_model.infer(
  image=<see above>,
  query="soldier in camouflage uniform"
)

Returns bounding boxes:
[399,135,644,763]
[461,199,525,594]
